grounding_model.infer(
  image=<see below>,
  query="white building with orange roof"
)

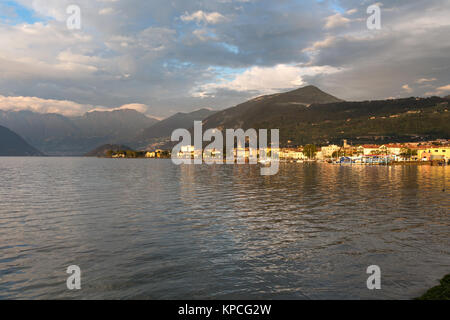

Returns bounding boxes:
[358,144,386,155]
[385,144,404,156]
[321,145,341,158]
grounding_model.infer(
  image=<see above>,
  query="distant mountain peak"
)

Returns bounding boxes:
[0,108,159,155]
[84,108,158,120]
[171,108,214,117]
[293,84,320,90]
[283,85,343,103]
[201,85,344,130]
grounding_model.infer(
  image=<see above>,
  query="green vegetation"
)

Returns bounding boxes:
[202,91,449,147]
[416,274,450,300]
[303,144,317,159]
[332,149,346,158]
[400,148,418,159]
[107,149,146,158]
[159,150,171,158]
[267,98,450,146]
[85,144,133,157]
[125,150,145,158]
[104,149,171,158]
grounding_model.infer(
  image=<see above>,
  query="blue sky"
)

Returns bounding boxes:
[0,1,41,24]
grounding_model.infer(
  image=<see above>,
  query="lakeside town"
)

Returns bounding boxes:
[107,139,450,165]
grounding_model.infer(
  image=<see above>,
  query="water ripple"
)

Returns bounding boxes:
[0,158,448,299]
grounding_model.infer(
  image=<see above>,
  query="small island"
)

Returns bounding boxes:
[84,144,171,158]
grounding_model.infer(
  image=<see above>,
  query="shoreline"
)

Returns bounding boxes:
[416,274,450,300]
[1,155,450,165]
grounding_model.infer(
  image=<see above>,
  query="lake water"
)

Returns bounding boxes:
[0,158,449,299]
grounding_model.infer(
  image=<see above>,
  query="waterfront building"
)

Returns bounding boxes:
[385,144,404,156]
[321,145,340,158]
[414,146,450,161]
[280,148,306,160]
[359,145,382,155]
[178,145,195,159]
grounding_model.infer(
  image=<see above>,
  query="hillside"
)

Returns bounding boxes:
[200,86,449,145]
[2,86,449,154]
[0,109,79,142]
[85,144,133,157]
[0,125,43,156]
[138,108,216,141]
[202,85,342,130]
[264,97,450,145]
[0,109,159,155]
[73,109,158,142]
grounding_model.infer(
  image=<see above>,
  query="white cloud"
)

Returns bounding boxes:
[0,96,150,116]
[324,13,350,29]
[192,64,342,97]
[437,84,450,91]
[402,84,413,93]
[0,22,98,79]
[99,8,115,15]
[88,103,149,114]
[4,0,450,114]
[303,36,336,52]
[181,11,228,25]
[426,84,450,96]
[192,28,218,42]
[416,78,437,84]
[0,95,92,116]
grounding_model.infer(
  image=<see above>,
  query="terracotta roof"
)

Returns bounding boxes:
[361,145,380,148]
[385,144,404,148]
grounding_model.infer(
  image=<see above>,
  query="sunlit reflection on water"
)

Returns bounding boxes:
[0,158,448,299]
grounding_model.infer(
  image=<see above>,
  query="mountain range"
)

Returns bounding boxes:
[202,85,342,130]
[139,108,216,140]
[1,85,449,156]
[200,86,449,145]
[0,109,158,155]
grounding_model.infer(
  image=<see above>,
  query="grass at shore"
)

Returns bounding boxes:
[416,274,450,300]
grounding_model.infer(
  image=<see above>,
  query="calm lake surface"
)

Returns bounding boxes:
[0,158,449,299]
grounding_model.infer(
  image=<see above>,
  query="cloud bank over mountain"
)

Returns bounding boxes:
[0,95,152,117]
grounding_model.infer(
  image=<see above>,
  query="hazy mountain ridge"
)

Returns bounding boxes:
[139,108,216,140]
[73,109,158,142]
[0,109,159,155]
[0,110,80,140]
[2,86,449,155]
[0,125,43,156]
